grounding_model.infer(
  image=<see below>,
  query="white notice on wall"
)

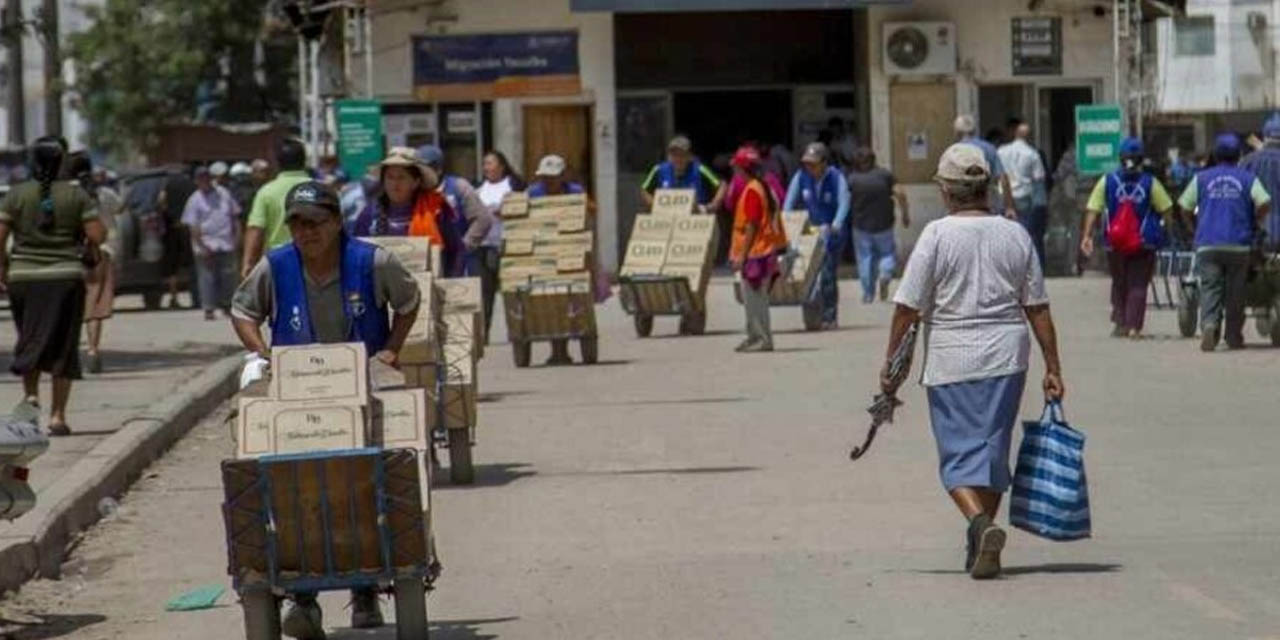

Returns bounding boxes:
[907,131,929,161]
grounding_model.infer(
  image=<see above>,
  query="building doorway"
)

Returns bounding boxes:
[523,105,594,192]
[1037,86,1094,173]
[672,89,792,165]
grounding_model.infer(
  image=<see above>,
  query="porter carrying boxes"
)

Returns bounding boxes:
[732,210,827,331]
[499,192,600,367]
[618,189,719,337]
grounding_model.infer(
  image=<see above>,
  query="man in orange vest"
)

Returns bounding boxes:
[730,145,787,353]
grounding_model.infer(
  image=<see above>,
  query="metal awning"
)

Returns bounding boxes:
[571,0,908,11]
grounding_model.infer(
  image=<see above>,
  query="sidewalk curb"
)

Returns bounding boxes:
[0,354,242,594]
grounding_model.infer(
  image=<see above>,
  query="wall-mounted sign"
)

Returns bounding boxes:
[1012,17,1062,76]
[413,31,580,102]
[1075,104,1123,176]
[335,99,384,178]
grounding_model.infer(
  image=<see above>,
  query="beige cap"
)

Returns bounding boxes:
[536,154,566,177]
[953,114,977,135]
[801,142,828,164]
[935,143,990,183]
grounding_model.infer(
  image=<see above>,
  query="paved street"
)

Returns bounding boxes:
[3,276,1280,640]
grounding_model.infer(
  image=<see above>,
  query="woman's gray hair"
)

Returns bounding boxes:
[939,177,989,210]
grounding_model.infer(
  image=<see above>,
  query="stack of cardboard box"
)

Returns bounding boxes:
[773,211,825,300]
[362,236,442,276]
[619,189,717,296]
[499,192,594,295]
[428,277,482,430]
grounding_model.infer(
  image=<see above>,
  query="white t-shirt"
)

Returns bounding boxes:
[476,176,512,248]
[997,139,1046,201]
[893,213,1049,387]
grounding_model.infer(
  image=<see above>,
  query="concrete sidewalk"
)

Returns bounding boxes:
[0,297,243,592]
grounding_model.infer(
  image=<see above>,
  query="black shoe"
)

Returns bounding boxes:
[86,352,102,374]
[967,515,1006,580]
[349,589,384,629]
[1110,323,1126,338]
[734,338,759,353]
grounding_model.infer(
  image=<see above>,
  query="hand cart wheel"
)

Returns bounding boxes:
[634,313,654,338]
[1256,309,1273,340]
[1270,298,1280,347]
[801,301,823,332]
[678,311,707,336]
[392,577,429,640]
[447,428,474,485]
[1177,285,1199,339]
[240,589,281,640]
[512,340,532,368]
[579,336,599,364]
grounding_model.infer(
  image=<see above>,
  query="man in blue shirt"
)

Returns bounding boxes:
[1239,113,1280,251]
[783,142,849,328]
[1178,133,1272,351]
[640,135,726,213]
[954,114,1015,217]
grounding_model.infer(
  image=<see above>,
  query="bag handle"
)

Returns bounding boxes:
[1041,400,1066,425]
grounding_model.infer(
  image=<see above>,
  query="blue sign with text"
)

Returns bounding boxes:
[413,31,580,101]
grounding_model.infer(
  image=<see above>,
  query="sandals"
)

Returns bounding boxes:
[47,422,72,437]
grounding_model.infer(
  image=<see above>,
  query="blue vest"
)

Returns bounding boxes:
[440,175,472,276]
[268,236,390,354]
[796,167,841,225]
[1239,147,1280,247]
[655,161,708,204]
[1103,171,1166,250]
[1193,165,1257,248]
[526,181,584,198]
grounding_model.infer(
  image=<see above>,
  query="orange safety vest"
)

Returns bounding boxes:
[408,189,446,246]
[731,179,787,260]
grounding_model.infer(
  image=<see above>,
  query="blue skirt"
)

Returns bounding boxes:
[926,372,1027,492]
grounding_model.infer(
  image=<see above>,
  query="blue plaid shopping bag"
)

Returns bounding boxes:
[1009,401,1092,541]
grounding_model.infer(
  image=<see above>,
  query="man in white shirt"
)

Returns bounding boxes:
[998,122,1049,267]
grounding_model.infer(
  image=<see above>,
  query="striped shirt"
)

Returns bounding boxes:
[894,213,1048,387]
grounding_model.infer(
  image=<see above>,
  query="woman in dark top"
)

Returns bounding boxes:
[0,137,106,435]
[847,147,910,303]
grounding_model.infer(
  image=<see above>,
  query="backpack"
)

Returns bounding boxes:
[1107,197,1143,255]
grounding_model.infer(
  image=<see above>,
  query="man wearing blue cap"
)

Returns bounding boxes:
[1239,113,1280,251]
[1080,137,1175,339]
[415,145,493,276]
[1178,133,1272,351]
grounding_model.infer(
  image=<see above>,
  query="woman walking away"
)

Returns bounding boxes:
[181,165,242,321]
[69,152,122,373]
[475,151,525,340]
[729,146,787,353]
[881,143,1065,580]
[0,137,106,435]
[1079,137,1175,339]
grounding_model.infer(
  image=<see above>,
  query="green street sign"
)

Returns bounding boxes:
[336,99,384,178]
[1075,104,1124,176]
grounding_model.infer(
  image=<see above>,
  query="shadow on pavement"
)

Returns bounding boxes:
[608,465,761,476]
[476,390,535,404]
[326,615,518,639]
[435,463,536,490]
[774,325,876,336]
[490,396,749,411]
[760,347,820,354]
[1002,563,1123,576]
[4,613,107,639]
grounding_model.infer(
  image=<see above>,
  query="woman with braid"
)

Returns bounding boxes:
[0,137,105,435]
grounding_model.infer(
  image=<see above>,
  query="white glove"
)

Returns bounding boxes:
[239,352,270,391]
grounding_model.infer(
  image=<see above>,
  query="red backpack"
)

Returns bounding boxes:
[1107,197,1143,255]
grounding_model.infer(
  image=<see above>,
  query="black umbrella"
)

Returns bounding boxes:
[850,323,918,461]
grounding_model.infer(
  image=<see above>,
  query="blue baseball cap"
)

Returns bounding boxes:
[1264,113,1280,139]
[1118,136,1143,157]
[415,144,444,168]
[1214,132,1241,155]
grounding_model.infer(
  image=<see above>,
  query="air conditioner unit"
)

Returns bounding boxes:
[882,21,957,75]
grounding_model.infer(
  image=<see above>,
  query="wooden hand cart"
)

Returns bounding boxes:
[617,275,707,337]
[502,281,599,367]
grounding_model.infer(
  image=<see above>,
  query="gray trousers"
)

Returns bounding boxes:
[195,251,235,312]
[741,281,774,347]
[1197,249,1251,345]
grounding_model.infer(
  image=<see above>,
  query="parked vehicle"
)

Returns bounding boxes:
[117,168,193,309]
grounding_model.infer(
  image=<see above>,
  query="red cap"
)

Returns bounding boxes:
[731,146,762,170]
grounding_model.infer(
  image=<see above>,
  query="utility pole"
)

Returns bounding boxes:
[40,0,58,136]
[3,0,24,145]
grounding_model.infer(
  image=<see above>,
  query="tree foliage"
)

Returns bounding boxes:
[66,0,297,159]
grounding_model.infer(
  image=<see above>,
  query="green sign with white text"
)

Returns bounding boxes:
[1075,104,1124,176]
[336,99,384,178]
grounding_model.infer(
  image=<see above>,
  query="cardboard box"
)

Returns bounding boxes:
[671,214,717,240]
[442,312,483,362]
[556,249,591,273]
[623,240,668,269]
[665,240,710,266]
[427,384,477,431]
[270,342,369,403]
[782,211,809,243]
[504,218,561,242]
[503,238,535,256]
[370,388,429,452]
[555,205,590,233]
[500,192,530,218]
[402,273,440,365]
[401,363,439,388]
[438,277,482,314]
[363,236,434,273]
[529,193,586,209]
[630,214,675,243]
[651,188,696,216]
[237,397,368,458]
